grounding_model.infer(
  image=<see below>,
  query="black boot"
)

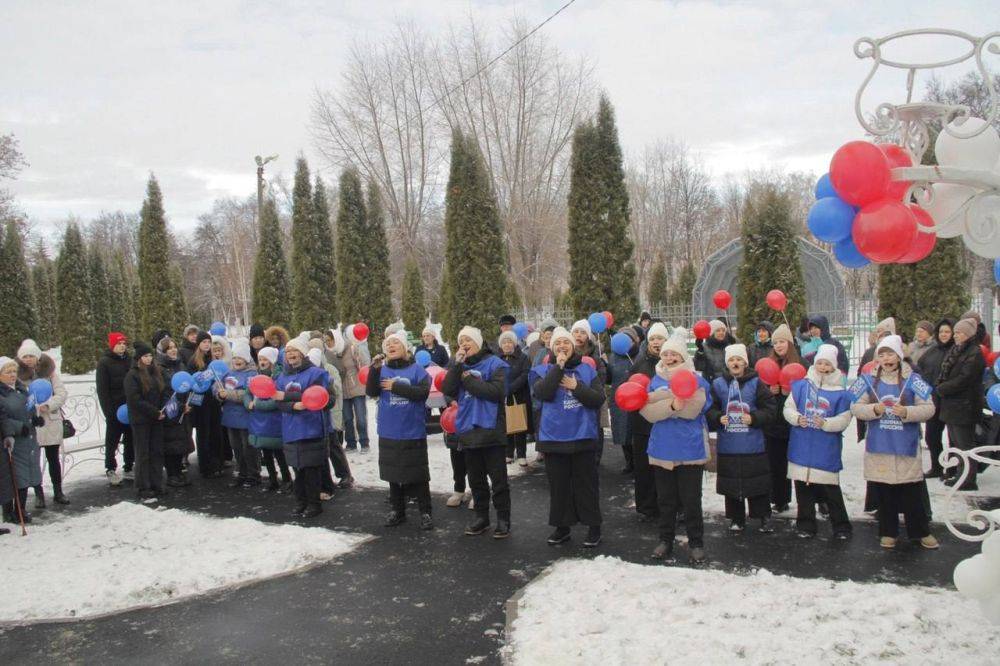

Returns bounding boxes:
[385,510,407,527]
[34,486,46,510]
[465,517,490,535]
[547,526,571,545]
[302,503,322,519]
[583,525,602,548]
[292,502,307,516]
[419,513,434,531]
[53,483,70,505]
[493,518,510,539]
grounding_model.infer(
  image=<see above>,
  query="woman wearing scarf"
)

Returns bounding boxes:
[935,318,986,491]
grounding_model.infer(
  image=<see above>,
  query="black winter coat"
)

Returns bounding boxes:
[936,341,986,425]
[695,334,735,382]
[531,354,606,454]
[916,319,955,386]
[123,363,166,426]
[803,315,850,374]
[366,358,432,484]
[158,353,192,456]
[440,348,508,449]
[96,350,132,419]
[419,342,450,368]
[179,339,198,366]
[705,369,774,500]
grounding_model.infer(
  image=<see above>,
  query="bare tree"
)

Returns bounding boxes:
[86,211,141,266]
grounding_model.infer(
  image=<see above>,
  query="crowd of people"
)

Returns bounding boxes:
[0,308,993,561]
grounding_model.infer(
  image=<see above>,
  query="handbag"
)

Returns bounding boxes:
[505,398,528,435]
[61,409,76,438]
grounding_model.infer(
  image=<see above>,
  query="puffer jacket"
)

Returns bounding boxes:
[936,340,986,425]
[24,355,68,448]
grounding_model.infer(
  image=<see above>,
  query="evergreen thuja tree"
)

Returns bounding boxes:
[401,258,426,334]
[56,223,95,373]
[290,158,337,331]
[567,95,639,322]
[30,247,59,349]
[106,251,132,341]
[336,168,368,325]
[88,246,111,360]
[736,188,808,342]
[440,129,512,340]
[251,198,292,328]
[0,220,39,355]
[671,263,698,309]
[137,174,175,340]
[647,256,669,310]
[311,175,337,324]
[166,263,190,337]
[364,180,394,343]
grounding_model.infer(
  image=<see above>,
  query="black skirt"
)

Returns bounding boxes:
[378,437,430,484]
[715,452,771,500]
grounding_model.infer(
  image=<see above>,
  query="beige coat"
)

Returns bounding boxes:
[37,370,68,448]
[783,366,853,485]
[851,364,934,485]
[638,360,710,470]
[330,343,365,400]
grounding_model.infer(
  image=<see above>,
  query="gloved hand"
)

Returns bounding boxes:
[32,415,45,427]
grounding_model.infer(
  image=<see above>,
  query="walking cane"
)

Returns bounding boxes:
[6,444,28,536]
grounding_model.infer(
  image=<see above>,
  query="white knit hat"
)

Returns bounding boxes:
[647,322,669,342]
[876,317,896,336]
[307,348,323,367]
[257,347,278,365]
[814,344,839,367]
[345,324,359,345]
[876,334,905,361]
[231,340,253,364]
[725,343,748,364]
[210,335,232,362]
[709,319,727,335]
[526,331,540,347]
[382,331,410,354]
[660,328,690,362]
[0,356,14,372]
[457,326,484,350]
[549,326,573,351]
[285,336,310,357]
[571,319,592,338]
[16,339,42,360]
[498,330,518,348]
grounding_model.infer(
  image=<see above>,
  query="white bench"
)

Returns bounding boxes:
[52,379,106,479]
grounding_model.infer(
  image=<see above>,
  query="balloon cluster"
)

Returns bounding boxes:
[587,311,614,335]
[754,358,805,391]
[986,359,1000,413]
[953,528,1000,625]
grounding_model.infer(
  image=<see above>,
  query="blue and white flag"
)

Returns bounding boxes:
[848,375,870,403]
[164,394,179,419]
[909,373,932,401]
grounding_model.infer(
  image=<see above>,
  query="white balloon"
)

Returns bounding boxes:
[923,183,976,237]
[962,194,1000,259]
[980,594,1000,625]
[954,554,1000,600]
[984,532,1000,565]
[936,117,1000,169]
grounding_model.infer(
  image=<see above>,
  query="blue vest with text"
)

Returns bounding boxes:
[220,368,256,430]
[378,362,429,440]
[647,373,713,463]
[275,364,329,443]
[787,379,852,473]
[530,363,599,442]
[865,376,920,457]
[455,354,508,435]
[711,376,765,455]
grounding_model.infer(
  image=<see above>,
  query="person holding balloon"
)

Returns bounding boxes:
[96,331,134,486]
[218,341,260,488]
[365,331,434,530]
[694,319,735,383]
[530,326,606,548]
[330,324,370,452]
[850,335,939,549]
[0,356,43,524]
[246,347,293,493]
[306,343,354,496]
[497,330,532,466]
[123,342,168,500]
[761,324,799,512]
[156,337,194,488]
[782,344,854,539]
[187,331,225,479]
[627,321,670,522]
[16,339,70,508]
[935,318,986,491]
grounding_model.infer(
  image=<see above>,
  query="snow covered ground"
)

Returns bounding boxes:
[0,502,369,623]
[505,557,1000,665]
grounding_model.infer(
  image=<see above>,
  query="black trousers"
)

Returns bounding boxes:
[104,415,134,472]
[724,494,771,524]
[390,481,432,514]
[227,428,260,481]
[794,481,851,535]
[263,449,291,482]
[328,434,352,479]
[450,448,467,493]
[653,464,704,547]
[164,453,184,477]
[946,422,978,483]
[132,422,165,493]
[193,404,223,477]
[765,435,791,506]
[294,465,322,507]
[506,433,527,459]
[544,449,601,527]
[871,481,930,539]
[464,446,510,522]
[40,445,62,490]
[925,414,946,474]
[631,433,659,517]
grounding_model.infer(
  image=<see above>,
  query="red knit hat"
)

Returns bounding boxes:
[108,332,127,349]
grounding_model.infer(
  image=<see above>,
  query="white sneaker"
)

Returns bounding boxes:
[319,492,333,501]
[517,458,528,467]
[446,492,464,507]
[468,497,476,511]
[107,470,122,487]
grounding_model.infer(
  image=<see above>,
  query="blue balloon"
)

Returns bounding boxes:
[415,350,431,367]
[171,371,193,393]
[988,384,1000,413]
[833,237,870,269]
[807,197,856,243]
[815,173,838,200]
[993,356,1000,381]
[513,322,529,340]
[192,371,213,394]
[209,360,229,379]
[116,404,130,425]
[994,258,1000,284]
[610,332,632,356]
[588,312,607,335]
[28,378,53,405]
[209,321,227,336]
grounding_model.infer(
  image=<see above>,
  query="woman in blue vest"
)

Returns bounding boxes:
[530,327,606,548]
[639,329,712,564]
[218,341,259,488]
[783,344,853,539]
[245,346,292,493]
[851,335,939,549]
[706,343,776,533]
[273,338,332,519]
[440,326,511,539]
[366,331,433,531]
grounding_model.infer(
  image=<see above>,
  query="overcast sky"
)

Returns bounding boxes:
[2,0,995,239]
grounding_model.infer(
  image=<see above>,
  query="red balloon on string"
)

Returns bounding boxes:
[830,141,891,206]
[248,375,276,399]
[581,356,596,369]
[353,322,370,342]
[896,205,937,264]
[440,404,458,434]
[877,143,913,201]
[754,358,781,385]
[357,365,370,386]
[433,370,446,392]
[693,320,711,340]
[765,289,787,311]
[301,385,330,411]
[861,360,877,375]
[614,382,649,411]
[670,369,698,399]
[603,311,614,329]
[981,344,992,362]
[780,362,806,390]
[712,290,732,310]
[628,373,651,389]
[852,199,918,263]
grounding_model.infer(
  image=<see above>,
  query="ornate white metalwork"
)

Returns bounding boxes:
[941,443,1000,542]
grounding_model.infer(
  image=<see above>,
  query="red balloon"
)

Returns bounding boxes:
[896,205,937,264]
[830,140,891,206]
[301,385,329,411]
[780,363,807,388]
[852,199,918,263]
[877,143,913,201]
[581,356,597,369]
[981,344,992,362]
[765,289,787,312]
[248,374,276,399]
[861,360,877,375]
[433,371,446,392]
[357,365,370,386]
[628,373,651,389]
[754,358,781,385]
[353,322,370,342]
[440,404,458,434]
[712,290,732,310]
[693,320,711,340]
[670,369,698,399]
[603,311,614,328]
[614,382,649,412]
[989,351,1000,366]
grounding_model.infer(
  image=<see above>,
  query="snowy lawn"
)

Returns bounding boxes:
[0,502,370,623]
[505,556,999,665]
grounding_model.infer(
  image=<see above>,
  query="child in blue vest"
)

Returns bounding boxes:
[440,326,511,539]
[639,329,712,564]
[850,335,939,550]
[706,343,777,533]
[218,341,259,488]
[783,344,853,539]
[245,346,292,493]
[530,327,606,548]
[366,332,433,531]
